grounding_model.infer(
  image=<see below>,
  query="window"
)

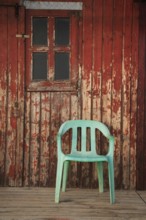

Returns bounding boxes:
[26,10,81,91]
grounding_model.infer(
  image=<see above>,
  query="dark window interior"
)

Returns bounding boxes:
[55,52,69,80]
[33,17,48,46]
[55,17,70,46]
[33,52,48,80]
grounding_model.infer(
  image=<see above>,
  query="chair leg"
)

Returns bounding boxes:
[96,162,104,193]
[62,161,70,192]
[55,159,64,203]
[108,160,115,204]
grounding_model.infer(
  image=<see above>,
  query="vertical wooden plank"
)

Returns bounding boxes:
[82,0,93,120]
[70,93,80,187]
[49,92,61,186]
[61,93,70,123]
[130,1,139,189]
[39,93,50,186]
[101,0,113,125]
[122,0,133,189]
[100,0,114,188]
[71,93,80,120]
[29,92,41,186]
[92,0,102,121]
[80,0,93,188]
[0,7,7,186]
[91,0,103,187]
[137,4,146,190]
[6,7,18,186]
[112,0,124,188]
[142,4,146,190]
[15,7,25,186]
[60,93,71,185]
[23,92,31,186]
[142,4,146,189]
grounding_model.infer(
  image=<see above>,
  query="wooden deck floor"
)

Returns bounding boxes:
[0,188,146,220]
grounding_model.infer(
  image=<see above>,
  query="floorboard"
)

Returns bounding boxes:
[0,188,146,220]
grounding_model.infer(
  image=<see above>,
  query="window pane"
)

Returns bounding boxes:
[33,17,48,46]
[55,52,69,80]
[55,18,70,45]
[33,53,48,80]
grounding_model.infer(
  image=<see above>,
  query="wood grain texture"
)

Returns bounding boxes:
[0,0,142,189]
[0,188,146,220]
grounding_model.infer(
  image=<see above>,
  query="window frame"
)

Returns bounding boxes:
[26,10,80,92]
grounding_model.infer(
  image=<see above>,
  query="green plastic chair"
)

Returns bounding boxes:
[55,120,115,204]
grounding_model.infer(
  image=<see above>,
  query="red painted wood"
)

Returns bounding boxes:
[92,0,102,122]
[0,7,7,185]
[39,93,50,186]
[13,7,25,186]
[129,1,139,189]
[0,0,143,189]
[137,4,146,190]
[6,7,20,186]
[0,6,25,186]
[101,0,113,125]
[81,0,93,188]
[111,0,124,188]
[122,0,133,189]
[48,92,61,186]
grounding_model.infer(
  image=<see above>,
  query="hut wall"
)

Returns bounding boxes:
[0,0,140,189]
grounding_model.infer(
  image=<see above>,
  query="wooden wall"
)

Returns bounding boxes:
[80,0,139,189]
[137,4,146,190]
[0,5,25,186]
[0,0,140,189]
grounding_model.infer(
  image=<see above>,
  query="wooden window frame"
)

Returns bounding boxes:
[26,10,80,92]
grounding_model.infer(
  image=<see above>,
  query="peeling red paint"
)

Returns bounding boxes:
[8,164,15,179]
[0,0,140,189]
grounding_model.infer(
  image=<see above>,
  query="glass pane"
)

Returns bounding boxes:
[33,17,48,46]
[33,52,48,80]
[55,17,70,45]
[55,52,69,80]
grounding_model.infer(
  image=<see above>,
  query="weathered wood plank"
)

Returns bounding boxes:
[70,94,81,187]
[6,7,19,186]
[49,92,61,186]
[0,7,7,186]
[81,0,93,188]
[23,92,31,186]
[15,6,25,186]
[30,92,41,186]
[0,0,142,190]
[101,0,113,125]
[137,4,146,190]
[130,1,139,189]
[122,0,133,189]
[92,0,102,122]
[111,0,124,188]
[82,0,92,120]
[39,93,50,186]
[0,188,146,220]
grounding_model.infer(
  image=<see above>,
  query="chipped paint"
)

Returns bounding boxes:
[0,0,140,189]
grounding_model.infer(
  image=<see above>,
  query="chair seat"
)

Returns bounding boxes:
[64,153,108,162]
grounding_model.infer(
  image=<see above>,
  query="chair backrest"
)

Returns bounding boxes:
[58,120,111,155]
